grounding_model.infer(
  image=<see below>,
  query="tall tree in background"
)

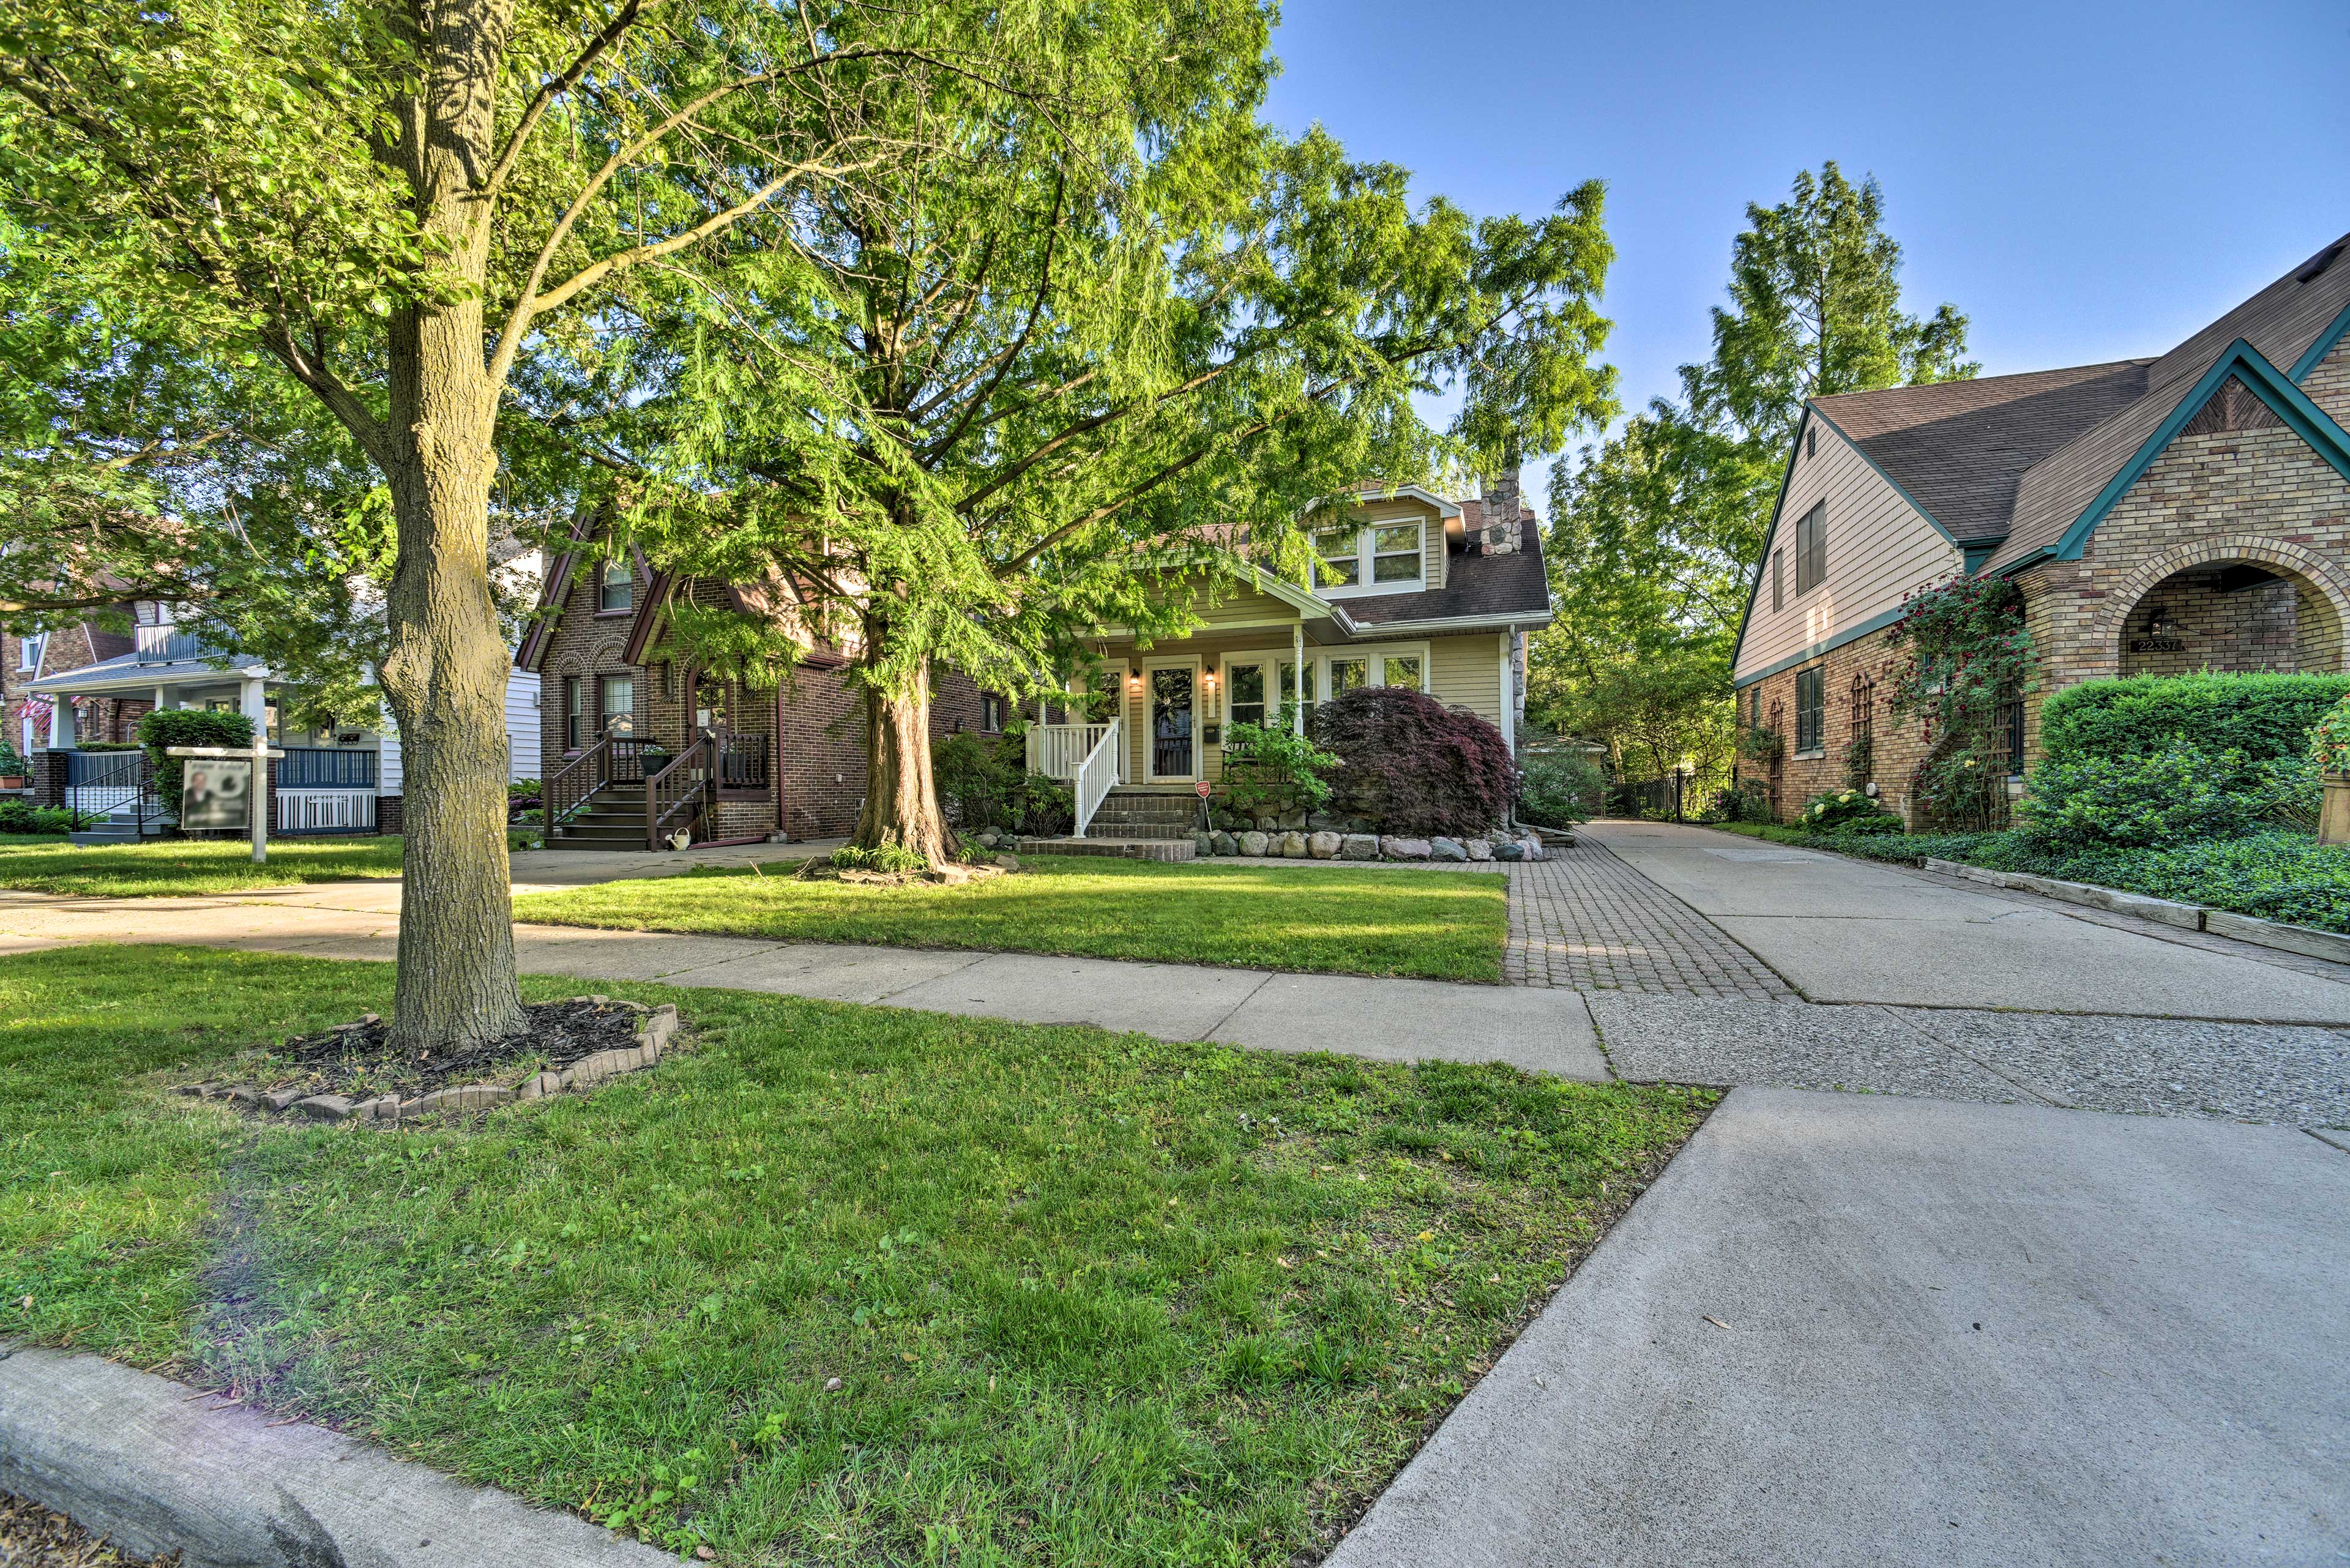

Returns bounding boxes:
[1,0,1065,1049]
[600,31,1618,867]
[1533,162,1974,767]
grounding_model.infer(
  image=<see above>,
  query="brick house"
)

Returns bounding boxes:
[6,615,145,770]
[1731,231,2350,823]
[515,543,1004,846]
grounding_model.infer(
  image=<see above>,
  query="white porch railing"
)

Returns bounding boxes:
[276,789,378,834]
[1026,722,1116,780]
[1072,718,1122,838]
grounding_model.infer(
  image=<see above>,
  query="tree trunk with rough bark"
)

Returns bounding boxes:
[371,0,527,1051]
[852,655,957,868]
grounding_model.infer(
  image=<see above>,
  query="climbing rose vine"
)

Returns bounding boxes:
[1886,574,2031,827]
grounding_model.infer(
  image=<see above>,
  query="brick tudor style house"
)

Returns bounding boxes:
[515,542,1005,846]
[1732,230,2350,823]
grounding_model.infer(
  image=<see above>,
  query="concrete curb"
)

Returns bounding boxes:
[1920,857,2350,963]
[0,1343,670,1568]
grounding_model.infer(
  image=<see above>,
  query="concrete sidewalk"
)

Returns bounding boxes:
[1329,1088,2350,1568]
[0,889,1611,1080]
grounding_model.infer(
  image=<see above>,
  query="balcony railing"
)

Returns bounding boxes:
[135,625,227,665]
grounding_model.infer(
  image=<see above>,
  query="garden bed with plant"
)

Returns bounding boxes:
[1738,671,2350,936]
[2,944,1711,1566]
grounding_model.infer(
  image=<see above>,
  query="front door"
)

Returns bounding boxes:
[1148,665,1196,780]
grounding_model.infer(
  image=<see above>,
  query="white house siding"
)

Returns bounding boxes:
[1733,412,1964,684]
[505,668,542,780]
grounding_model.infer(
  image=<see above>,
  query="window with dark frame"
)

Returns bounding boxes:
[563,676,583,750]
[1771,549,1783,612]
[1794,666,1824,754]
[1793,501,1826,594]
[981,695,1004,731]
[1999,692,2025,775]
[598,559,633,613]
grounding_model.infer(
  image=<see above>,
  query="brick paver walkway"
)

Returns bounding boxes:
[1506,837,1792,998]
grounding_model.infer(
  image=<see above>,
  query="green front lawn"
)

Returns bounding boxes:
[1,945,1707,1564]
[515,853,1511,981]
[0,835,403,897]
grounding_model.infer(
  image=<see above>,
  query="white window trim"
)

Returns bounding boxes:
[17,633,41,673]
[1313,513,1427,599]
[1220,641,1433,719]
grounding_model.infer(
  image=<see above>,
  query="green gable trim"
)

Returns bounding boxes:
[2049,339,2350,563]
[1731,605,1907,690]
[1805,405,1965,550]
[1961,543,1998,574]
[2290,300,2350,381]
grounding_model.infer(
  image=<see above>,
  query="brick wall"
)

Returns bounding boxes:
[2113,569,2297,677]
[1736,623,1934,823]
[2014,420,2350,768]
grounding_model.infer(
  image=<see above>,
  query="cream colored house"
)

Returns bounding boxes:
[1027,473,1550,840]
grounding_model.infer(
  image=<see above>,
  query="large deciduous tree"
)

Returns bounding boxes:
[1534,162,1974,765]
[600,15,1618,865]
[0,0,1034,1047]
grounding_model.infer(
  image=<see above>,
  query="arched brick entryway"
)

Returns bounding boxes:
[2091,536,2350,677]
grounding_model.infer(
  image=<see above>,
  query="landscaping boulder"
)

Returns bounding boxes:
[1307,811,1340,832]
[1278,830,1308,858]
[1277,809,1308,831]
[1210,830,1237,856]
[1379,836,1432,861]
[1238,831,1269,857]
[1192,831,1215,856]
[1430,837,1467,862]
[1465,838,1494,862]
[975,829,1001,848]
[1494,840,1524,862]
[1308,831,1342,859]
[1518,835,1547,862]
[1340,833,1379,861]
[1254,815,1278,833]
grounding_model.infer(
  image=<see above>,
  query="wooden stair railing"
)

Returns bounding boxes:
[543,734,613,833]
[645,731,717,849]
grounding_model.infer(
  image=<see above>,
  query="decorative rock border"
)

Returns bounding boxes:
[174,998,682,1125]
[1921,857,2350,966]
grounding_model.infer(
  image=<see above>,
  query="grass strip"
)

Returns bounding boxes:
[0,837,403,898]
[515,853,1510,982]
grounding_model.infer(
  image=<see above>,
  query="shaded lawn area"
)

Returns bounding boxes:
[1,945,1708,1565]
[0,835,403,897]
[515,853,1510,982]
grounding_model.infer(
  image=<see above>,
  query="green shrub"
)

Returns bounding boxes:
[71,741,144,752]
[0,799,79,835]
[2020,740,2283,849]
[1516,753,1602,828]
[830,840,927,874]
[2039,671,2350,767]
[0,736,21,776]
[135,708,256,810]
[1217,723,1337,816]
[932,731,1016,828]
[1710,778,1772,824]
[1796,788,1902,835]
[2310,690,2350,774]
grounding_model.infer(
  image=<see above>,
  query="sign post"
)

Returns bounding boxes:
[1194,777,1212,831]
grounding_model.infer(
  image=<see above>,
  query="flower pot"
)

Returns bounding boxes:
[0,775,23,791]
[2322,772,2350,847]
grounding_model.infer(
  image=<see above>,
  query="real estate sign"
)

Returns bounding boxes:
[181,757,254,831]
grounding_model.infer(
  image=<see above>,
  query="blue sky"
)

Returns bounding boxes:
[1261,0,2350,483]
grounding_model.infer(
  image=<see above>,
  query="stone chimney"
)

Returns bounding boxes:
[1480,465,1521,555]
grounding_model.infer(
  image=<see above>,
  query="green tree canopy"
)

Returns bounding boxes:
[588,26,1621,864]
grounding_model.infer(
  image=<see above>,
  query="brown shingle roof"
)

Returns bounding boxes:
[1812,360,2154,545]
[1982,231,2350,574]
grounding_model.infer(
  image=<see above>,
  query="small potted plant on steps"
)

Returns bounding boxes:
[0,739,24,792]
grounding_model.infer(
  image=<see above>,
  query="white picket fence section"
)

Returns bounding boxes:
[1072,719,1122,838]
[276,789,378,835]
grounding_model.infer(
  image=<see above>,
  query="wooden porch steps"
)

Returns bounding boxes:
[547,785,653,849]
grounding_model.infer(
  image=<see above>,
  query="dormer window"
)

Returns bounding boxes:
[1312,517,1425,596]
[598,559,633,613]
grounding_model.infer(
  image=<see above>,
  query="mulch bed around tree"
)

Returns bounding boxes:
[0,1492,176,1568]
[262,999,649,1099]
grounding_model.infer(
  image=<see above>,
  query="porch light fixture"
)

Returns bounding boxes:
[1128,670,1143,693]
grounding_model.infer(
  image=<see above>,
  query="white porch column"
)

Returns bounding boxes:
[1291,622,1305,736]
[153,684,169,712]
[50,695,75,750]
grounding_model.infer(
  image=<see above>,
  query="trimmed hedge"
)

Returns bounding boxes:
[2039,671,2350,766]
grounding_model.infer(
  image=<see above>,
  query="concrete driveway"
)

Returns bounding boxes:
[1330,1088,2350,1568]
[1590,820,2350,1024]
